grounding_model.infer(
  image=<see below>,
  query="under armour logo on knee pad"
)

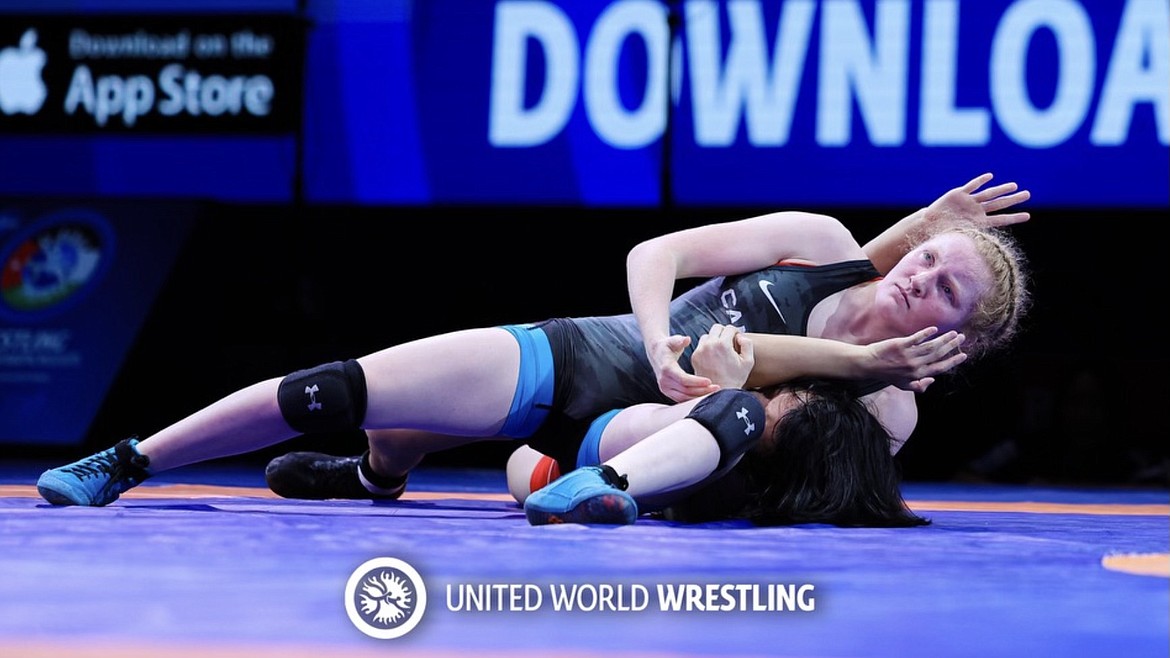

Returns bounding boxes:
[687,390,764,470]
[305,384,323,412]
[736,407,755,435]
[278,360,367,434]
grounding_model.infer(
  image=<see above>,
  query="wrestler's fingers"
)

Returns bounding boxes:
[669,382,720,402]
[670,368,711,384]
[985,211,1031,227]
[906,326,941,345]
[662,380,694,403]
[695,335,726,355]
[734,333,754,358]
[934,338,966,362]
[962,172,994,193]
[694,383,722,396]
[915,334,965,365]
[930,352,968,374]
[920,330,963,352]
[913,347,966,373]
[982,189,1031,212]
[709,323,740,339]
[908,377,936,394]
[973,181,1017,202]
[676,371,714,391]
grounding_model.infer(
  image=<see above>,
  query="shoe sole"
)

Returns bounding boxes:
[526,493,637,526]
[36,484,84,506]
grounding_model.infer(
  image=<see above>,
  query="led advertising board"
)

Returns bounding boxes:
[303,0,1168,208]
[0,8,304,201]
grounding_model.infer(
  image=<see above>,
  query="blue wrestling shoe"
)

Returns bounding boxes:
[524,465,637,526]
[36,438,152,507]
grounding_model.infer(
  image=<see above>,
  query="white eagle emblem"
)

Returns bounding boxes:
[359,569,414,625]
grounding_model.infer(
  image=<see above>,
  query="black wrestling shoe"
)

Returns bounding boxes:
[265,450,407,500]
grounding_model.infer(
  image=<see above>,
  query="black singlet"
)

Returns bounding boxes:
[523,260,884,470]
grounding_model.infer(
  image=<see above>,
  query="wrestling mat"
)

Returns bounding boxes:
[1,462,1166,658]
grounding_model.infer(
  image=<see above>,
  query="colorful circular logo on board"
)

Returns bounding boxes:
[0,210,115,322]
[344,557,428,639]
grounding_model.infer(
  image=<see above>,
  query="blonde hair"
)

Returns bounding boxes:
[908,223,1031,362]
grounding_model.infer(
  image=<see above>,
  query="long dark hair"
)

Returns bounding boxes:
[738,384,930,528]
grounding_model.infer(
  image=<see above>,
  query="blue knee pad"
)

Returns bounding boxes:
[687,389,765,470]
[278,359,367,434]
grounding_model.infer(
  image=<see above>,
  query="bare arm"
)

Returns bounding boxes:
[627,212,861,402]
[688,323,966,394]
[740,328,967,393]
[863,173,1032,274]
[628,178,1022,403]
[686,327,924,452]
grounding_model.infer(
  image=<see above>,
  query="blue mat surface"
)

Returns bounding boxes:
[1,462,1166,657]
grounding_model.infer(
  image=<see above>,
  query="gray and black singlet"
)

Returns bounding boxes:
[518,259,883,472]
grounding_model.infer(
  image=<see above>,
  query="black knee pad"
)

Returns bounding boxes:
[278,359,368,434]
[687,389,765,471]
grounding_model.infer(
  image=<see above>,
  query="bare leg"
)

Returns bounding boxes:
[366,428,512,478]
[594,399,702,461]
[520,399,725,526]
[598,400,721,499]
[514,390,784,505]
[136,327,522,473]
[504,398,720,504]
[505,445,557,503]
[604,389,790,499]
[359,328,521,433]
[137,378,288,472]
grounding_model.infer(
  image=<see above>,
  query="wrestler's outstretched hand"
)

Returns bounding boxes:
[925,172,1031,230]
[862,326,968,393]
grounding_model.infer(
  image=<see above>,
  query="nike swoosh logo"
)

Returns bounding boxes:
[758,280,787,324]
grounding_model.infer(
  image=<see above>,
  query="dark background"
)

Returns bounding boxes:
[3,2,1165,490]
[20,201,1165,488]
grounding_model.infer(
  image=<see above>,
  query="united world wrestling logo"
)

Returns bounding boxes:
[344,557,428,639]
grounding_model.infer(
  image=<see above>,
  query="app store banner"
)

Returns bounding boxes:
[1,0,1166,208]
[0,9,303,202]
[304,0,1169,208]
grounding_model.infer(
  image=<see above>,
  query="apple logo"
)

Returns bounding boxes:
[0,29,48,115]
